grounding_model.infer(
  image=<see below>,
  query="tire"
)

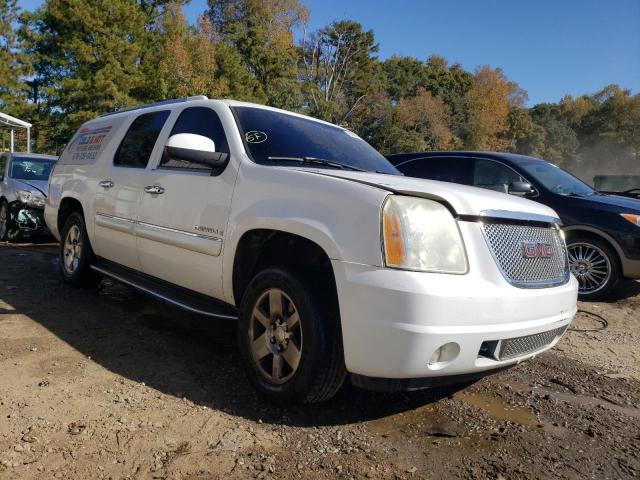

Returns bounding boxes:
[238,267,346,404]
[0,199,11,241]
[567,235,621,300]
[59,212,100,288]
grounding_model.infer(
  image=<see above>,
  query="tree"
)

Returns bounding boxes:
[506,107,545,157]
[0,0,28,113]
[464,65,526,151]
[207,0,308,108]
[21,0,153,150]
[395,87,453,150]
[300,20,380,125]
[529,103,579,164]
[381,55,427,102]
[145,5,225,100]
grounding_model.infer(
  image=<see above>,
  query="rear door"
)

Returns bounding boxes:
[92,110,170,270]
[135,105,236,300]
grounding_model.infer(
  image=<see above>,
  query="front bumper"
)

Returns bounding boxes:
[332,260,578,382]
[6,202,49,240]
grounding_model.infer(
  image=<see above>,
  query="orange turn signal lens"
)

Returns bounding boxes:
[383,205,406,266]
[621,214,640,227]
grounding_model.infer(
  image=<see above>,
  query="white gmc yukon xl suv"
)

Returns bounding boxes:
[45,96,578,403]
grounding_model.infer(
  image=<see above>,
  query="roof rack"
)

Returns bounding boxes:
[99,96,209,118]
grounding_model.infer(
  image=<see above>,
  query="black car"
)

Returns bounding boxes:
[387,151,640,299]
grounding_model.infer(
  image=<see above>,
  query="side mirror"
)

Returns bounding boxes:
[508,181,535,197]
[164,133,228,171]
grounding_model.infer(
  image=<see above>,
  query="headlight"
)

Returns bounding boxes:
[15,189,45,208]
[621,213,640,227]
[382,195,468,273]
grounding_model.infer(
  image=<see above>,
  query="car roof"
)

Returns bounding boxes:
[97,96,343,131]
[7,152,58,161]
[386,151,548,167]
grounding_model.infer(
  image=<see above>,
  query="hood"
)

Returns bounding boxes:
[13,179,49,197]
[577,192,640,213]
[301,170,560,220]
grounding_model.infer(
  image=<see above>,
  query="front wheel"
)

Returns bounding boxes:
[567,236,620,300]
[238,267,346,404]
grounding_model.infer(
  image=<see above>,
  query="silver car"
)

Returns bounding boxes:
[0,152,58,241]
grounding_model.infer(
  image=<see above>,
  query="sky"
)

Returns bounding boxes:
[17,0,640,106]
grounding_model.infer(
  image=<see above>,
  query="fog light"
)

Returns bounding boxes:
[428,342,460,370]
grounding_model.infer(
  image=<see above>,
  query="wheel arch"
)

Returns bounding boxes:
[230,228,339,308]
[57,196,85,235]
[563,225,623,272]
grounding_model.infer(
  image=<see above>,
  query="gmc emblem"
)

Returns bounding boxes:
[522,242,554,259]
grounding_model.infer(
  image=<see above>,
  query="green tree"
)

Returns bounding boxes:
[381,55,428,102]
[529,103,579,164]
[207,0,308,108]
[21,0,154,150]
[300,20,380,125]
[0,0,28,113]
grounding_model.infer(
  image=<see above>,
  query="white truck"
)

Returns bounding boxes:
[45,96,578,404]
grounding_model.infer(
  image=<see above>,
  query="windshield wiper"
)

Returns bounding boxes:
[267,156,366,172]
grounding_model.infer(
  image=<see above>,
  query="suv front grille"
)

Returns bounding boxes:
[482,222,570,288]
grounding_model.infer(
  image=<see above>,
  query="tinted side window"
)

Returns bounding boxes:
[473,159,525,193]
[0,155,6,178]
[160,107,229,170]
[404,157,473,184]
[114,110,170,168]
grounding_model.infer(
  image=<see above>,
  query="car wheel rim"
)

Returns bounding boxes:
[249,288,303,385]
[567,242,611,295]
[0,205,7,238]
[63,225,83,274]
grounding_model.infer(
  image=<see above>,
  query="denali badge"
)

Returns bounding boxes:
[522,242,554,259]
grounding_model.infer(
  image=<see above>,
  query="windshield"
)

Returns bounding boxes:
[232,106,399,175]
[10,157,56,181]
[519,159,595,196]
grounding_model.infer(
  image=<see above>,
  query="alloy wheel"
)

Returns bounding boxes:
[63,225,83,275]
[567,242,611,295]
[249,288,303,385]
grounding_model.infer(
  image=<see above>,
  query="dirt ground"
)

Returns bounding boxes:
[0,243,639,480]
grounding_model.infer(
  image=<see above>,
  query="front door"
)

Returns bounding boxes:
[92,110,171,270]
[135,105,237,300]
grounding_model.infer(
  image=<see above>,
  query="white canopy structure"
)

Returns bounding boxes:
[0,111,32,153]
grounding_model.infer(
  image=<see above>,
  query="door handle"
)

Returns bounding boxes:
[99,180,114,189]
[144,185,165,195]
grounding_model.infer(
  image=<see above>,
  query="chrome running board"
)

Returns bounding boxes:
[91,261,238,320]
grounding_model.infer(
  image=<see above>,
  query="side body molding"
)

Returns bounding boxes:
[95,213,223,257]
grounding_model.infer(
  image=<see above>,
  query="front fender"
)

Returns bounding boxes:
[221,163,390,303]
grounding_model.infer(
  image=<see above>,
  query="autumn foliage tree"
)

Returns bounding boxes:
[464,66,526,151]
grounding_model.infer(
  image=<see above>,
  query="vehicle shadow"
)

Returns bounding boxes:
[609,279,640,301]
[0,246,469,427]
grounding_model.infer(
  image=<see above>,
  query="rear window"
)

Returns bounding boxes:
[114,110,170,168]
